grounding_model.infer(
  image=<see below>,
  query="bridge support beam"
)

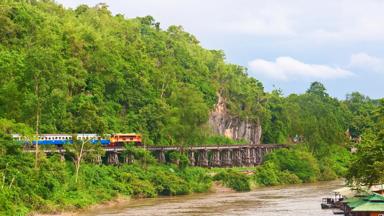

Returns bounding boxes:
[107,152,119,165]
[260,147,267,164]
[124,153,134,164]
[242,148,251,166]
[188,150,195,166]
[211,150,221,167]
[158,150,166,163]
[91,155,102,165]
[197,149,208,167]
[221,149,232,167]
[232,149,242,167]
[249,148,256,165]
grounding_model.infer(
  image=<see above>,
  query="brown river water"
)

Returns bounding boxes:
[81,180,343,216]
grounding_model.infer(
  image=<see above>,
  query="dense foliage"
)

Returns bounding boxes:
[214,169,251,192]
[0,141,212,215]
[346,99,384,187]
[0,0,267,145]
[0,0,383,215]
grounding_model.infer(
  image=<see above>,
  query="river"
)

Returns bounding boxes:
[81,180,343,216]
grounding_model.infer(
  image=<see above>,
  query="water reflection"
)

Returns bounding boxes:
[82,180,343,216]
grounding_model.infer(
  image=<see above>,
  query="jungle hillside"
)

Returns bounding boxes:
[0,1,383,215]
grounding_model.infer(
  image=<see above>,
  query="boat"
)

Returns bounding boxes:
[332,209,344,214]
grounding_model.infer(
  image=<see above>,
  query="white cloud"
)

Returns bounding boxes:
[248,57,353,81]
[349,53,384,73]
[57,0,384,42]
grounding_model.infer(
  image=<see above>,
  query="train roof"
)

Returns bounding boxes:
[113,133,141,135]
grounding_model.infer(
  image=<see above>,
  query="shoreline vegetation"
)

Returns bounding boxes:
[0,140,349,215]
[35,180,345,216]
[1,1,383,215]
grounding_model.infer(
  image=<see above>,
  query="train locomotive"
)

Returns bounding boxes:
[12,133,142,147]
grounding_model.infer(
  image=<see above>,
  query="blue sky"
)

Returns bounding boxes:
[56,0,384,99]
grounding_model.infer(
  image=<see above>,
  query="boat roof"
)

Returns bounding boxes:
[352,202,384,212]
[345,193,384,212]
[333,187,355,197]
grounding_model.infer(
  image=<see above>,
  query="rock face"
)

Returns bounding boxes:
[208,94,262,145]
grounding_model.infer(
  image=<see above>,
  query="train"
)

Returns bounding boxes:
[12,133,142,147]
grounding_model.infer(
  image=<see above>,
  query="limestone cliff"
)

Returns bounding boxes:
[208,94,262,145]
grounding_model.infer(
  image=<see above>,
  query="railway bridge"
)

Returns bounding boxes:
[25,144,287,167]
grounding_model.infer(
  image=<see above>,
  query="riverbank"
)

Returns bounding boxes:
[34,196,131,216]
[34,176,344,216]
[27,146,349,216]
[78,180,344,216]
[34,182,235,216]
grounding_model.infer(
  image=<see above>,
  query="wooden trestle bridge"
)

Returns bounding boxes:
[25,144,287,167]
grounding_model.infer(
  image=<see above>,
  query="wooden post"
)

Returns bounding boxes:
[242,148,251,166]
[124,153,134,164]
[197,150,208,167]
[211,150,221,167]
[188,150,195,166]
[158,150,166,163]
[222,149,232,167]
[232,149,242,167]
[107,152,119,165]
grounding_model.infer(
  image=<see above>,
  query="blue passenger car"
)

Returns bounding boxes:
[13,134,111,145]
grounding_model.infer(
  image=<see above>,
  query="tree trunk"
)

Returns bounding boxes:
[35,77,39,169]
[75,140,85,183]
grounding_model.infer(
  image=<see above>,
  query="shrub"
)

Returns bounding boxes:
[254,161,280,186]
[277,171,302,184]
[180,167,212,192]
[168,151,189,169]
[148,166,191,195]
[214,170,251,192]
[263,148,320,182]
[319,166,338,181]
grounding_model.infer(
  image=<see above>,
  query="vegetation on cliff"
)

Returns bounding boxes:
[0,0,383,215]
[346,99,384,187]
[0,0,267,145]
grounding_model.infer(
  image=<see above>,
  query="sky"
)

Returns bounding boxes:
[56,0,384,99]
